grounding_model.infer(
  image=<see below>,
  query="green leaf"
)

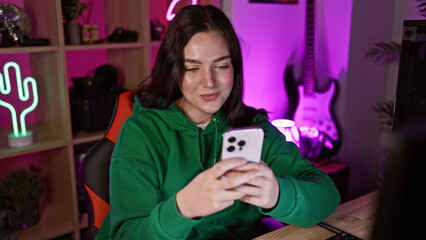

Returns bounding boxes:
[372,100,394,131]
[364,41,401,65]
[417,0,426,17]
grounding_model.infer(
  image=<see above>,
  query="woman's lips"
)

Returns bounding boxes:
[201,92,219,101]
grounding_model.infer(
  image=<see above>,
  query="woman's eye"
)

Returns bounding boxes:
[185,67,199,72]
[216,65,229,69]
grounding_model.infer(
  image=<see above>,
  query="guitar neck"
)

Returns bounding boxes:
[303,0,315,95]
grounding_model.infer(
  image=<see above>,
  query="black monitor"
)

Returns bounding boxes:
[392,20,426,130]
[372,19,426,239]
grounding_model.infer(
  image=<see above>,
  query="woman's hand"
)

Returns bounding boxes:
[176,158,262,219]
[228,160,280,210]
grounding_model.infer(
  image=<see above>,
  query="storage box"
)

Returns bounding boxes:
[70,89,124,133]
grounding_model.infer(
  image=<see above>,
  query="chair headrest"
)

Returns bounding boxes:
[105,90,134,143]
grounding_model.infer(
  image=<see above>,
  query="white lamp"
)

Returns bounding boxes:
[272,119,300,147]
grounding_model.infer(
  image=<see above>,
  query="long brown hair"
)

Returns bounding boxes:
[132,5,266,126]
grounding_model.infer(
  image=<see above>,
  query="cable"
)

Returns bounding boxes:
[317,222,340,233]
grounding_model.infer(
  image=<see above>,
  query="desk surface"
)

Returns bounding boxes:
[255,191,377,240]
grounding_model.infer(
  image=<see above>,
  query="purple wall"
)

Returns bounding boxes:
[224,0,352,121]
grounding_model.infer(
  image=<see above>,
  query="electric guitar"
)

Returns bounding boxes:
[284,0,341,160]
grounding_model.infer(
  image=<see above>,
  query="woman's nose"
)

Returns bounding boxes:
[200,69,215,88]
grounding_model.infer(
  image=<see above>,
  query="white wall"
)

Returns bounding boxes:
[336,0,397,199]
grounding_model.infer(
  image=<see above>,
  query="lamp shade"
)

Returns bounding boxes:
[272,119,300,147]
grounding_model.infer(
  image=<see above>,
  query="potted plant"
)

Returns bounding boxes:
[62,0,87,44]
[0,169,44,238]
[364,41,400,131]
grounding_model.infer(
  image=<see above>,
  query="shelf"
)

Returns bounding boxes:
[18,205,75,240]
[0,123,67,160]
[0,46,59,54]
[65,42,150,51]
[0,138,67,160]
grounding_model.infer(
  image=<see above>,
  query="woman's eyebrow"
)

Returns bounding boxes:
[213,55,231,63]
[184,55,231,64]
[184,59,202,64]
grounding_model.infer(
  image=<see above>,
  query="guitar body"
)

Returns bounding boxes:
[285,66,341,159]
[294,79,339,141]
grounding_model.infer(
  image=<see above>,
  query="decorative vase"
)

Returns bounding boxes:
[63,22,81,45]
[81,24,99,44]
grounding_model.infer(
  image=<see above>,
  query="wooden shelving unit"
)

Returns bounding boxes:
[0,0,156,239]
[0,0,220,239]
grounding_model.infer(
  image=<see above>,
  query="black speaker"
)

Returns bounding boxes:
[393,20,426,130]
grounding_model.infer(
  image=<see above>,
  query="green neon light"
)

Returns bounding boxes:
[0,61,39,137]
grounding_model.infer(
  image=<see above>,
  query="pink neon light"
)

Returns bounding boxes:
[166,0,198,21]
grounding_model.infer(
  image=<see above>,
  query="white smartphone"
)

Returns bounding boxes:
[221,127,264,163]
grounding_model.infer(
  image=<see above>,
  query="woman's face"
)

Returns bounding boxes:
[176,31,234,124]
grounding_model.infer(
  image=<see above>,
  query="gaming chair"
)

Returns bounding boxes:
[79,90,134,239]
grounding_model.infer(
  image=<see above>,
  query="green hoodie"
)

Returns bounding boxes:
[96,100,340,239]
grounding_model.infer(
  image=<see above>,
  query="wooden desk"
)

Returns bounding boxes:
[255,191,377,240]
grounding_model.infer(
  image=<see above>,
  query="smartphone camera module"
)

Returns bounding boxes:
[237,140,245,150]
[227,146,235,152]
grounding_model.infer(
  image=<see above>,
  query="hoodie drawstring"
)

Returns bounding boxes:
[213,118,218,166]
[197,128,204,170]
[198,118,220,170]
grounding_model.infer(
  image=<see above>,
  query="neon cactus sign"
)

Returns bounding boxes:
[166,0,197,21]
[0,61,38,147]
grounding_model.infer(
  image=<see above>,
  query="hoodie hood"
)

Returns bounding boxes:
[132,95,230,170]
[133,95,229,135]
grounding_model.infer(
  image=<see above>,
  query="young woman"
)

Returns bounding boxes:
[96,5,340,239]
